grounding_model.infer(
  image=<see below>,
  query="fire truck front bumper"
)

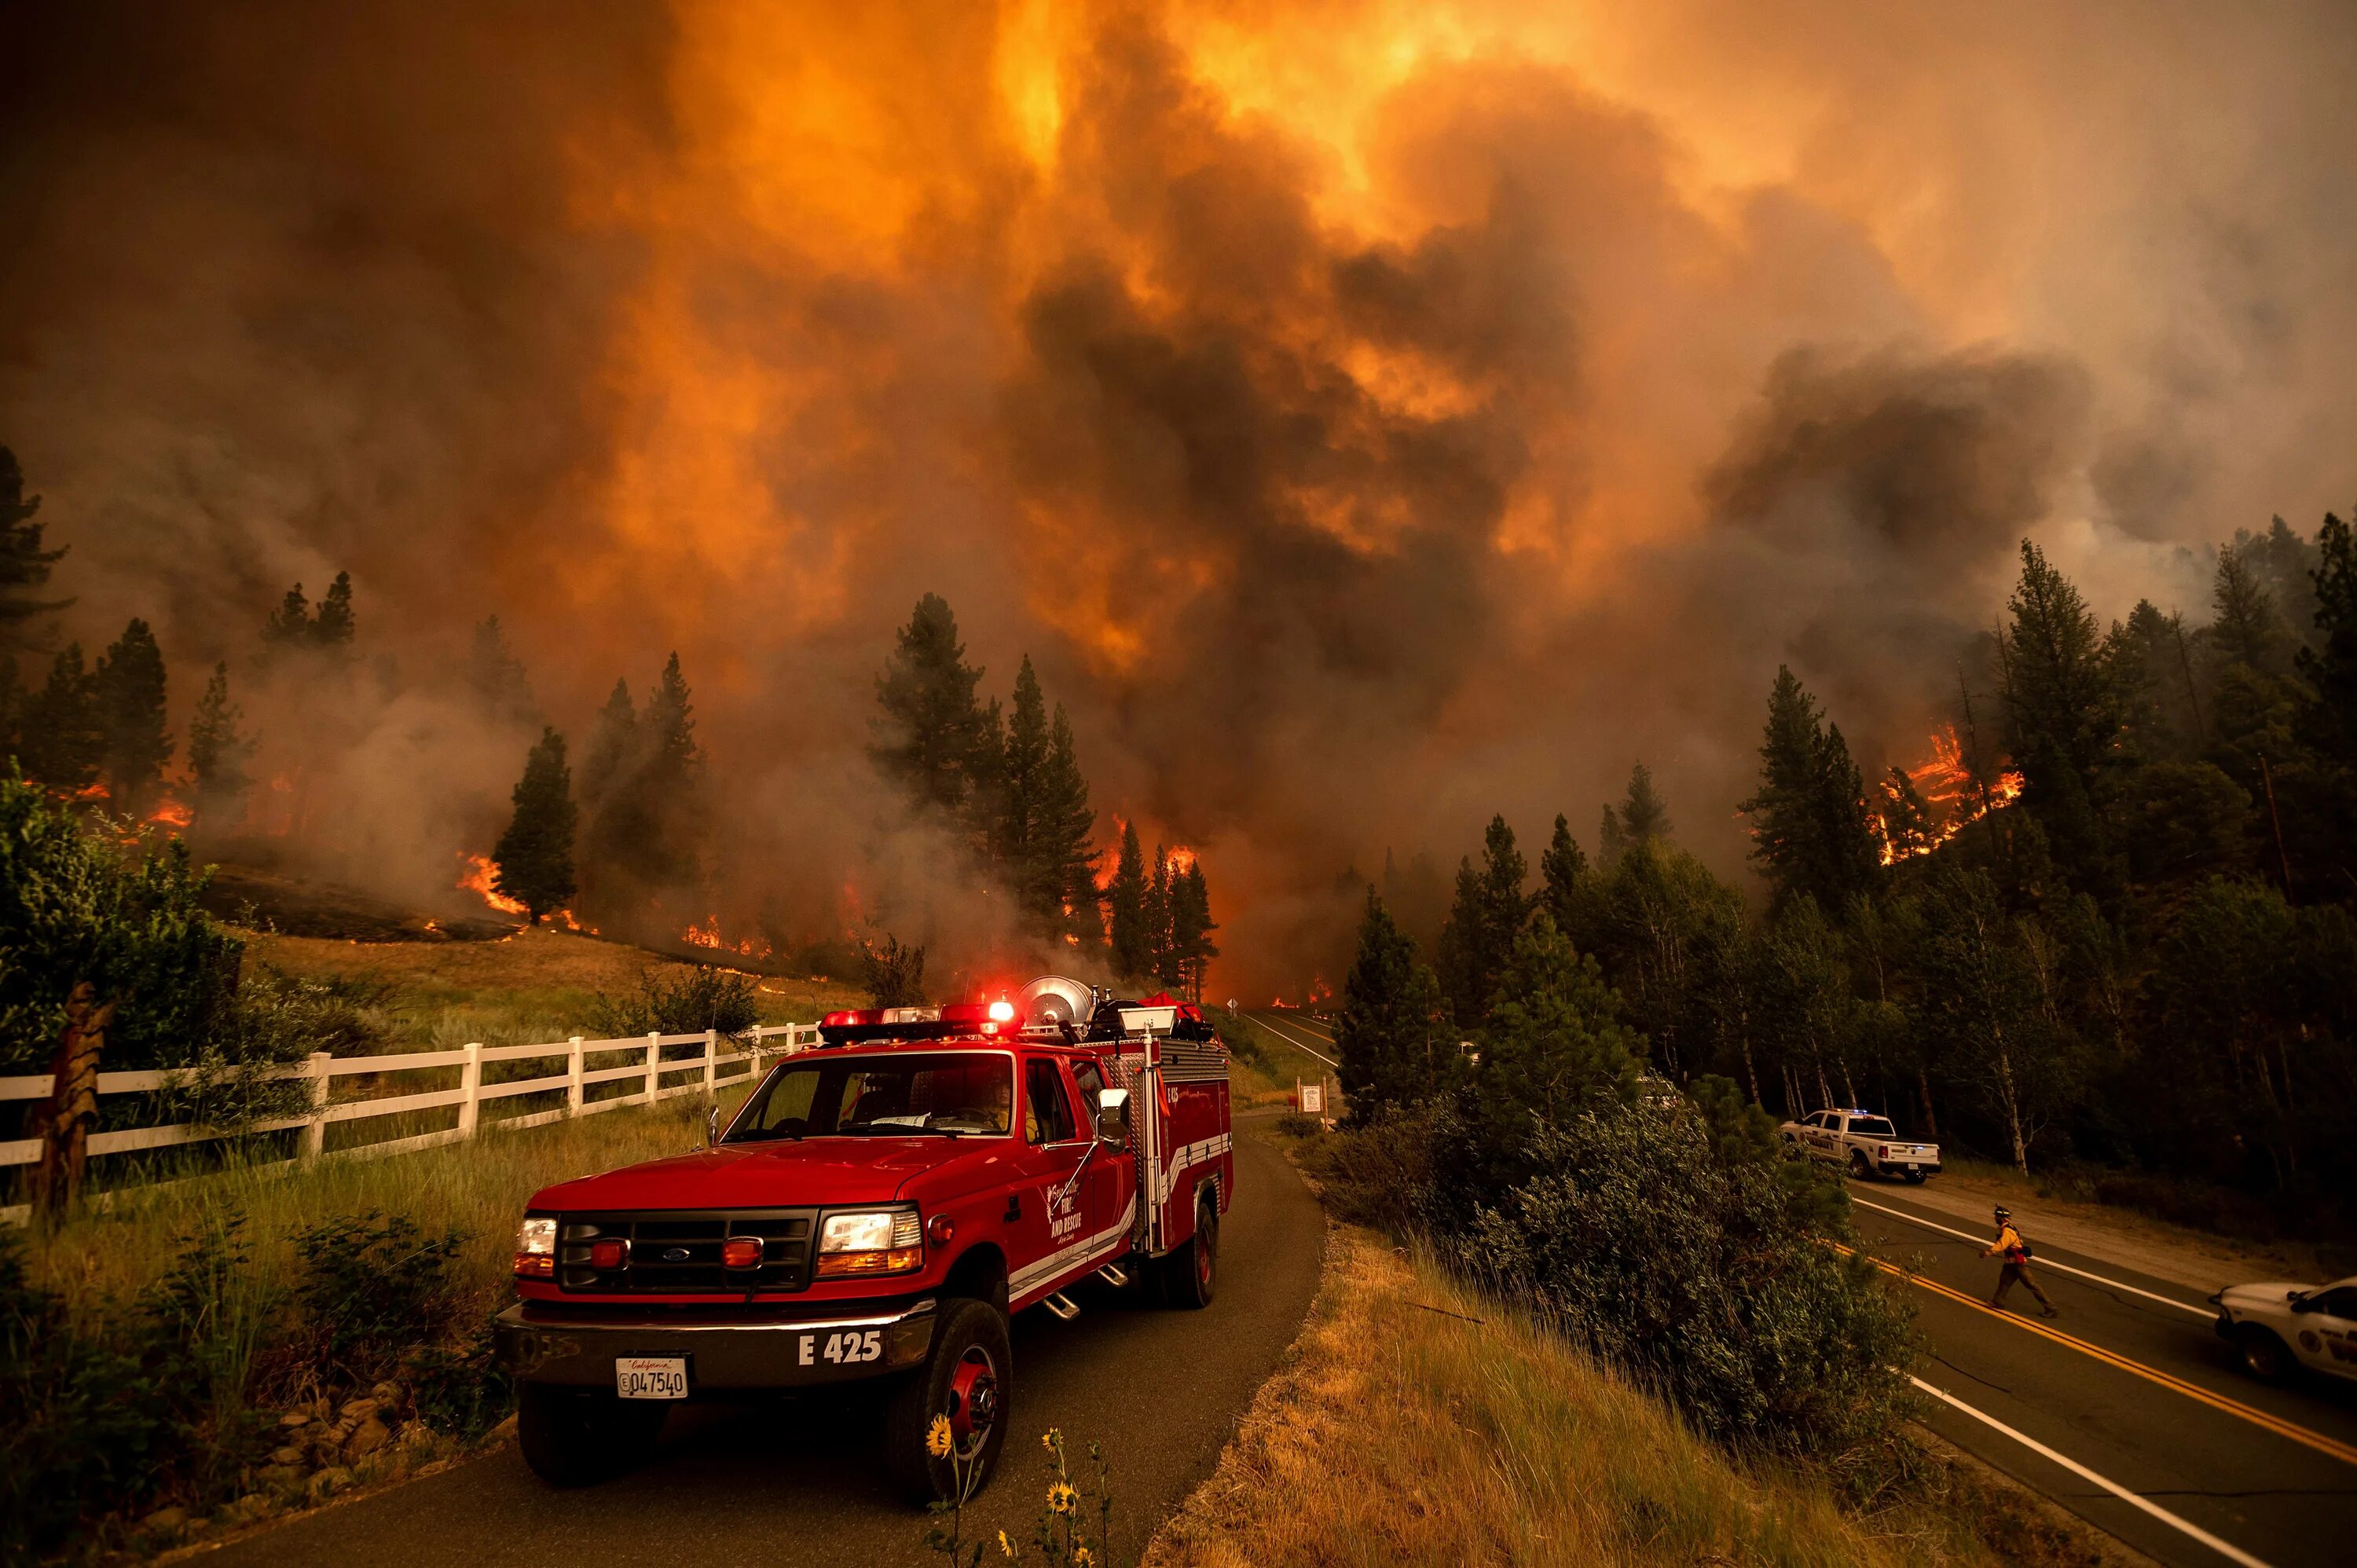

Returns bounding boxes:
[493,1297,937,1391]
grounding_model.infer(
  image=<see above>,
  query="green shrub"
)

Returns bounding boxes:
[0,1215,272,1561]
[1447,1105,1915,1464]
[588,964,760,1039]
[0,776,244,1075]
[1296,1116,1431,1233]
[290,1210,466,1384]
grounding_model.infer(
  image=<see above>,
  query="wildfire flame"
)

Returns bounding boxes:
[456,853,529,917]
[1868,726,2027,866]
[1165,845,1197,874]
[147,798,193,830]
[683,914,772,960]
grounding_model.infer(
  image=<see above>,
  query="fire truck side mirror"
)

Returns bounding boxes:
[1096,1087,1131,1149]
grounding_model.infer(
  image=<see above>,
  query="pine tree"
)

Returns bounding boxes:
[2212,549,2291,678]
[2000,541,2115,888]
[1435,815,1527,1024]
[1108,822,1151,979]
[584,655,705,903]
[1537,813,1586,935]
[92,618,171,812]
[0,447,70,642]
[872,593,988,816]
[493,727,578,923]
[579,678,638,811]
[1145,846,1176,990]
[997,656,1051,908]
[18,644,101,787]
[1738,667,1881,913]
[262,583,312,649]
[1336,888,1446,1123]
[467,615,535,724]
[1482,913,1641,1122]
[312,571,356,648]
[1168,859,1218,1001]
[1036,706,1102,943]
[2299,513,2356,759]
[1600,763,1672,864]
[186,662,252,823]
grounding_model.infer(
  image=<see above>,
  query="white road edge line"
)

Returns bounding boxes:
[1908,1373,2273,1568]
[1248,1013,1340,1069]
[1853,1196,2213,1318]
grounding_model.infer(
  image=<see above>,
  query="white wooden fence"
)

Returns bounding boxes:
[0,1023,822,1226]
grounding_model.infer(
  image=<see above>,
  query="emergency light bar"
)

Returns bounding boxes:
[817,1000,1015,1046]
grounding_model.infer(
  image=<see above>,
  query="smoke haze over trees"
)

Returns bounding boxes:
[2,3,2356,991]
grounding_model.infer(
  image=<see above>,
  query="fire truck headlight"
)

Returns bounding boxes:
[816,1209,923,1277]
[513,1215,556,1279]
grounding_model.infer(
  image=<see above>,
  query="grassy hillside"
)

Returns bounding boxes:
[239,925,867,1051]
[1146,1224,2113,1568]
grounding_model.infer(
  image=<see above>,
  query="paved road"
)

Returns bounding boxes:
[1851,1185,2357,1568]
[206,1124,1324,1568]
[1259,1009,2357,1567]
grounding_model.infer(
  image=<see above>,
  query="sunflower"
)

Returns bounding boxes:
[926,1414,954,1458]
[998,1530,1016,1559]
[1047,1480,1078,1515]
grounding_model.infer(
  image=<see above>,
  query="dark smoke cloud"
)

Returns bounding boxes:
[3,1,2354,992]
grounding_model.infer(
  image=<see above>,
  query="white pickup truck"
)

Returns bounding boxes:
[1777,1108,1941,1182]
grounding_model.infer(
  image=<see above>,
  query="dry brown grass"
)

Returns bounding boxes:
[1146,1225,2124,1568]
[240,925,866,1048]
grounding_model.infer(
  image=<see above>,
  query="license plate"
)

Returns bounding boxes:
[614,1356,688,1400]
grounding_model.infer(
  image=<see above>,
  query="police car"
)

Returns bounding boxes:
[2211,1275,2357,1385]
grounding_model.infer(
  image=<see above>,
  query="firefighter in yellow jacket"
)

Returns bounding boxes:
[1985,1206,2058,1317]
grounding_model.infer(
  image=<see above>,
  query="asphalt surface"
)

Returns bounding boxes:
[1851,1184,2357,1567]
[1260,1009,2357,1568]
[203,1124,1325,1568]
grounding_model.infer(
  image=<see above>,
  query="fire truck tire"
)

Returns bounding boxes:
[1160,1192,1217,1309]
[516,1383,665,1486]
[885,1298,1012,1504]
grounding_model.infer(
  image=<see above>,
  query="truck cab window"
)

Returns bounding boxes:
[1025,1059,1077,1145]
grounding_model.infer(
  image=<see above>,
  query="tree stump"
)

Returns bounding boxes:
[32,982,114,1216]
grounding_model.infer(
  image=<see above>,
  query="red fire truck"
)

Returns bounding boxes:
[493,976,1233,1500]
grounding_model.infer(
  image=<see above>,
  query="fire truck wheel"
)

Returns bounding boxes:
[1160,1193,1218,1309]
[886,1298,1012,1504]
[516,1383,665,1486]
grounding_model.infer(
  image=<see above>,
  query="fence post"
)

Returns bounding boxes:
[301,1052,332,1158]
[703,1029,718,1097]
[457,1042,483,1138]
[566,1036,584,1116]
[644,1031,661,1102]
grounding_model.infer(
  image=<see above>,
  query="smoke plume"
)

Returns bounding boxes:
[4,0,2354,992]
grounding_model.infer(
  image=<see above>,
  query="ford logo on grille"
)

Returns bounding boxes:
[662,1247,691,1262]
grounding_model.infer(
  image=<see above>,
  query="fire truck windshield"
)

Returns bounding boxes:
[729,1052,1014,1141]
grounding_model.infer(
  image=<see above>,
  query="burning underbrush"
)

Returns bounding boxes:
[1867,726,2027,868]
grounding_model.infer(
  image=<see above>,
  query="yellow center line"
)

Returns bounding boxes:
[1838,1243,2357,1468]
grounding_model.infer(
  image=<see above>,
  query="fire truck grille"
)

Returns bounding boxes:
[556,1211,816,1292]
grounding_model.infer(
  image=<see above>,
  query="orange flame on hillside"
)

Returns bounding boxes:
[147,799,193,830]
[684,914,772,961]
[1868,726,2027,866]
[1165,845,1197,874]
[456,853,529,917]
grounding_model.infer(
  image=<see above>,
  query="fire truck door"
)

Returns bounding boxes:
[1070,1057,1134,1247]
[1018,1057,1091,1290]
